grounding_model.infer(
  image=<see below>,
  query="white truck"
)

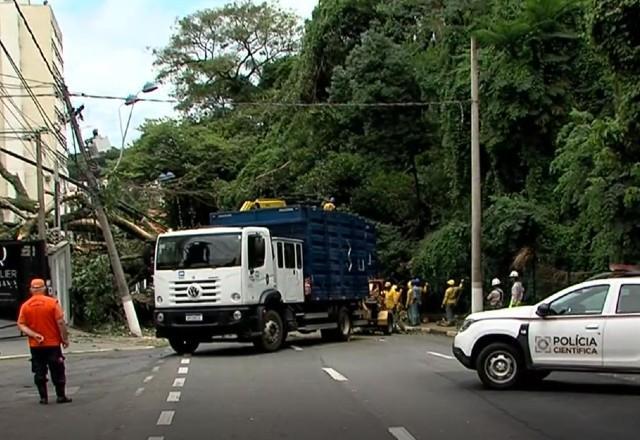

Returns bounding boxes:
[153,206,376,354]
[453,274,640,389]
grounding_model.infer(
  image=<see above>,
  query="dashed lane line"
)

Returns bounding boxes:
[167,391,181,402]
[148,437,164,440]
[143,375,154,383]
[427,351,455,360]
[178,367,189,375]
[290,345,303,351]
[388,427,417,440]
[135,387,145,397]
[173,378,186,387]
[181,358,191,364]
[322,367,349,382]
[152,366,160,373]
[156,411,175,426]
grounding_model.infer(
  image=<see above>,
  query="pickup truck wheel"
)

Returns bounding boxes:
[169,338,199,355]
[253,309,284,352]
[476,342,523,390]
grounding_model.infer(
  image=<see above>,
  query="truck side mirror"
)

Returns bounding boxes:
[536,303,551,317]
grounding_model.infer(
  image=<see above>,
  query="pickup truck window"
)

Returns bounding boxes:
[156,233,241,270]
[549,285,609,316]
[617,284,640,314]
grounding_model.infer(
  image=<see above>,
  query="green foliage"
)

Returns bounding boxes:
[154,1,302,114]
[105,0,640,300]
[70,255,121,328]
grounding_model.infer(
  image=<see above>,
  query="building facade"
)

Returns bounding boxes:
[0,0,67,224]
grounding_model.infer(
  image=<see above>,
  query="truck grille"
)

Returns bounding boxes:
[169,279,220,304]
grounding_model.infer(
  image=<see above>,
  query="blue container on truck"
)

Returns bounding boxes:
[210,205,377,302]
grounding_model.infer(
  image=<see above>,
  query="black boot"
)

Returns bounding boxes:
[55,384,72,404]
[36,383,48,405]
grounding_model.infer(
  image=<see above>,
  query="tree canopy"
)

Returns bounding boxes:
[109,0,640,299]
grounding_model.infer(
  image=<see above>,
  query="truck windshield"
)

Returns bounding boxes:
[156,233,241,270]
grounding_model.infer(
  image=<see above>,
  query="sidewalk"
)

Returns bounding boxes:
[404,321,458,337]
[0,327,166,361]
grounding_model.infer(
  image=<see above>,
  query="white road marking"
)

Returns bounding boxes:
[322,367,348,382]
[379,338,386,342]
[181,358,191,364]
[178,367,189,374]
[156,410,175,426]
[173,378,186,387]
[135,387,145,397]
[167,391,181,402]
[389,426,417,440]
[290,345,303,351]
[152,366,160,372]
[143,375,154,383]
[427,351,455,360]
[157,359,165,364]
[148,437,164,440]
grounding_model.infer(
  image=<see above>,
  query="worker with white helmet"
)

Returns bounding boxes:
[509,270,525,308]
[485,278,504,309]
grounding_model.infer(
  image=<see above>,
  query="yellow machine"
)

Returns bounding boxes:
[239,198,287,211]
[361,279,394,335]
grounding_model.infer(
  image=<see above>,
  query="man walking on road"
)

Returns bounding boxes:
[17,278,72,405]
[509,271,525,308]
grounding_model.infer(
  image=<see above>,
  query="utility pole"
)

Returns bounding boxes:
[54,163,61,229]
[60,86,142,337]
[34,130,46,241]
[470,36,483,313]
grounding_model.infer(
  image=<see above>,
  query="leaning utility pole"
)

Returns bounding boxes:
[34,130,46,241]
[60,86,142,337]
[470,37,483,313]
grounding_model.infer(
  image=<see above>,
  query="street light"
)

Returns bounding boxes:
[112,81,159,174]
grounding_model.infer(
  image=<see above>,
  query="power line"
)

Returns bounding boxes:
[0,72,56,86]
[0,83,62,164]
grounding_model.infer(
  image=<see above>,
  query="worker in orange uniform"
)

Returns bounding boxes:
[17,278,72,404]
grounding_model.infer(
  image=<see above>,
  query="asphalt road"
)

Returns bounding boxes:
[2,333,640,440]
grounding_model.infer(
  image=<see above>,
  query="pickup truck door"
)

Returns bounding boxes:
[528,284,610,368]
[603,283,640,369]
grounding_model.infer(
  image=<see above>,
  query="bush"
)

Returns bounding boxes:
[70,254,123,329]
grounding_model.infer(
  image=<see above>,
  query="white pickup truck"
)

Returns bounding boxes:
[453,274,640,389]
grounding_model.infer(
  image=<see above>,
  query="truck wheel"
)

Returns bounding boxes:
[253,309,285,352]
[476,342,523,390]
[169,338,199,355]
[335,308,352,342]
[383,313,394,335]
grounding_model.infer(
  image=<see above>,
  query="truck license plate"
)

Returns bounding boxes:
[185,314,203,322]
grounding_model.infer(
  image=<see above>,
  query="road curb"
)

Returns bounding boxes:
[0,345,158,361]
[406,326,458,337]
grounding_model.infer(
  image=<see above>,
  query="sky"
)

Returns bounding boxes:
[49,0,318,148]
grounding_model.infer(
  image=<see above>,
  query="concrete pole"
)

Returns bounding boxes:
[35,131,46,241]
[470,37,483,313]
[60,87,142,337]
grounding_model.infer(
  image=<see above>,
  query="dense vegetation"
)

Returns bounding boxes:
[113,0,640,303]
